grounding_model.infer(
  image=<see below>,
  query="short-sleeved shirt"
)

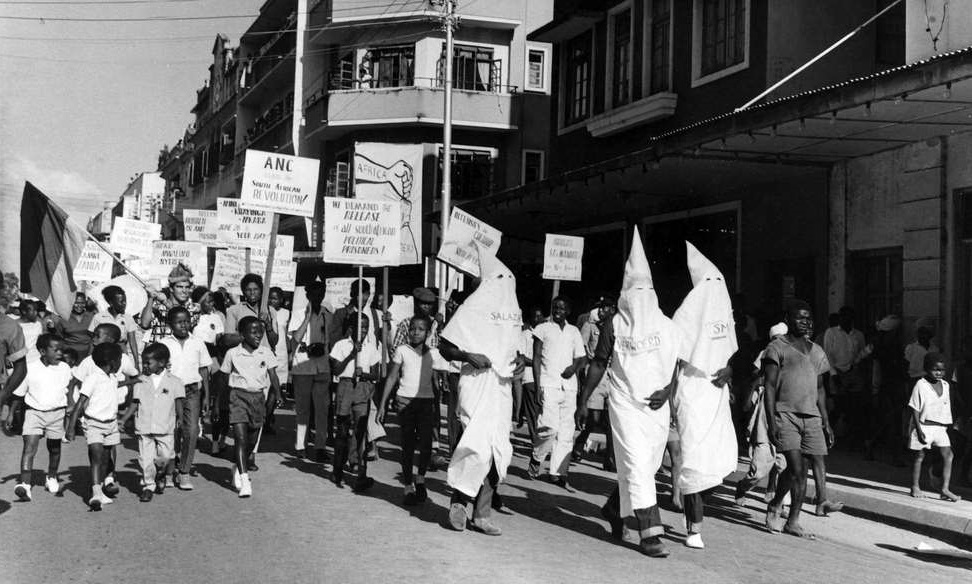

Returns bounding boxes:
[73,351,140,404]
[89,311,140,341]
[908,378,952,425]
[533,321,586,391]
[289,306,332,376]
[220,344,275,392]
[519,328,535,384]
[763,337,830,417]
[392,316,440,351]
[392,344,434,399]
[143,296,201,345]
[822,327,866,374]
[193,312,225,345]
[330,338,381,379]
[225,303,274,349]
[0,313,27,384]
[80,368,121,422]
[20,320,42,364]
[58,311,94,358]
[160,336,211,386]
[15,360,72,410]
[132,372,186,434]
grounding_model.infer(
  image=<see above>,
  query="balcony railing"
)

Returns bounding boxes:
[327,72,518,94]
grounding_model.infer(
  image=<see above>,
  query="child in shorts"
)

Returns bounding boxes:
[909,352,961,502]
[12,334,72,501]
[329,312,380,492]
[220,316,280,498]
[65,342,123,511]
[119,343,185,502]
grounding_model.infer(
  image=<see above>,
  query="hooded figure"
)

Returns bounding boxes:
[591,228,681,557]
[442,250,521,534]
[671,241,738,547]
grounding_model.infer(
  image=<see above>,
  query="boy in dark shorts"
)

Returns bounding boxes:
[219,316,280,498]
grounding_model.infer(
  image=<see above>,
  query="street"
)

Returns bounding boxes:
[0,407,968,584]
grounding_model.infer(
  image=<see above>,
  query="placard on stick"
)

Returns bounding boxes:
[183,209,218,245]
[542,234,584,282]
[239,149,320,218]
[322,197,402,267]
[217,197,273,247]
[150,241,208,284]
[436,207,501,277]
[73,241,113,283]
[110,217,161,258]
[211,249,245,297]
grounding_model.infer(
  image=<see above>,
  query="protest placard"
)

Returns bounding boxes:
[239,149,320,218]
[542,234,584,282]
[110,217,161,258]
[436,207,501,277]
[210,249,245,297]
[183,209,219,245]
[325,277,376,311]
[354,142,423,265]
[322,197,401,267]
[217,197,273,246]
[150,241,207,284]
[73,242,113,283]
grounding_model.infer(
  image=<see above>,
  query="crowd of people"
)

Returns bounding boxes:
[0,233,970,557]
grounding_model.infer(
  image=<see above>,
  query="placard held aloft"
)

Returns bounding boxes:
[322,197,402,267]
[436,207,501,277]
[542,234,584,282]
[239,149,320,218]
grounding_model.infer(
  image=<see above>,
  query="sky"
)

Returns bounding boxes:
[0,0,266,274]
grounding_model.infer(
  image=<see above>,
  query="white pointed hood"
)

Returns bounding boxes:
[674,241,737,375]
[442,248,522,377]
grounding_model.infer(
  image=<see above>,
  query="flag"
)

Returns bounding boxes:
[20,182,89,318]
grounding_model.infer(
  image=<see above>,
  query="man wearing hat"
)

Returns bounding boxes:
[140,263,201,344]
[391,287,440,350]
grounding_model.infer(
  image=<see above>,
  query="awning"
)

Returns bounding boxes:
[528,10,602,43]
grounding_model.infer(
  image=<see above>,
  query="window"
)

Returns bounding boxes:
[526,47,548,92]
[693,0,749,84]
[647,0,672,94]
[438,148,494,201]
[326,155,350,198]
[609,6,633,107]
[358,46,414,89]
[563,30,593,126]
[522,150,545,184]
[440,44,499,92]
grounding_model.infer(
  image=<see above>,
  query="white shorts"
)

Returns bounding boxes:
[22,408,66,440]
[83,417,121,446]
[910,424,951,450]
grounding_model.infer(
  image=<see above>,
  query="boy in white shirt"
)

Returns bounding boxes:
[160,306,211,490]
[12,334,72,501]
[65,342,123,511]
[329,312,380,492]
[17,300,44,364]
[530,297,587,490]
[909,352,961,502]
[89,285,141,368]
[119,343,186,502]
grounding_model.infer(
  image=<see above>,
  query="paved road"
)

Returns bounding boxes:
[0,406,968,584]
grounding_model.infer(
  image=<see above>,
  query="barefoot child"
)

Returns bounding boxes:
[119,343,185,502]
[909,352,961,502]
[65,342,123,510]
[12,334,72,500]
[378,315,436,504]
[220,316,280,498]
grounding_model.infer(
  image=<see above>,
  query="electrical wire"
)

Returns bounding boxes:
[0,14,257,21]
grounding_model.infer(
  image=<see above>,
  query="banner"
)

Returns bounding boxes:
[325,277,376,312]
[150,241,207,285]
[183,209,219,245]
[73,242,113,283]
[354,142,423,265]
[322,197,401,267]
[210,249,245,297]
[239,149,320,218]
[436,207,501,277]
[110,217,160,258]
[217,197,273,247]
[542,234,584,282]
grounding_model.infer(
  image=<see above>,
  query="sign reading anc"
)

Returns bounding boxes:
[436,207,501,277]
[542,234,584,282]
[322,197,401,267]
[239,149,320,218]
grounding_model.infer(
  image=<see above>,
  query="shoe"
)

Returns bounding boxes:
[470,517,502,536]
[404,484,418,506]
[571,450,583,462]
[103,477,120,498]
[352,476,375,493]
[294,448,306,459]
[232,468,242,490]
[640,536,671,558]
[176,474,194,491]
[88,494,102,511]
[366,443,378,461]
[45,476,59,495]
[238,474,252,498]
[139,488,154,503]
[14,482,31,502]
[247,461,259,472]
[165,475,176,489]
[527,458,541,480]
[448,502,468,531]
[685,533,705,549]
[155,479,166,495]
[415,482,428,503]
[331,473,344,489]
[552,476,576,493]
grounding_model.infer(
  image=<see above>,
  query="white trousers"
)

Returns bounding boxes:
[533,386,577,477]
[138,433,174,488]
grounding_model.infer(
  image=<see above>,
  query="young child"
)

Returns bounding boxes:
[191,286,225,350]
[65,342,123,510]
[71,322,140,496]
[62,347,80,368]
[160,306,211,491]
[12,334,72,501]
[330,312,380,492]
[17,299,43,364]
[119,344,185,502]
[378,315,435,504]
[89,285,140,367]
[219,316,281,497]
[909,352,961,501]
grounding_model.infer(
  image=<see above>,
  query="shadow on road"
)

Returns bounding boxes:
[876,543,972,570]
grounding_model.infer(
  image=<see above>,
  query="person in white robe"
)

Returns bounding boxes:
[439,252,522,536]
[576,228,681,558]
[671,242,738,549]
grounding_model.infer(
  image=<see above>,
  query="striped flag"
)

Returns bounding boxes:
[19,182,89,317]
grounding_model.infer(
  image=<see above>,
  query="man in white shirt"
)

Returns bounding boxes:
[822,306,872,448]
[530,297,587,491]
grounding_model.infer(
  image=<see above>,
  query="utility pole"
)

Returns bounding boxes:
[437,0,457,308]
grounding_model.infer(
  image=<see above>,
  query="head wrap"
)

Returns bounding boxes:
[768,322,788,338]
[673,242,738,375]
[168,263,194,285]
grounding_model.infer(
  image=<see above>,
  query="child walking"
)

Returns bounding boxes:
[119,343,185,502]
[378,315,436,505]
[330,312,380,492]
[65,342,123,510]
[219,316,281,497]
[909,352,961,502]
[12,334,72,500]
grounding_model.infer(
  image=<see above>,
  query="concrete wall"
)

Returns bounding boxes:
[906,0,972,62]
